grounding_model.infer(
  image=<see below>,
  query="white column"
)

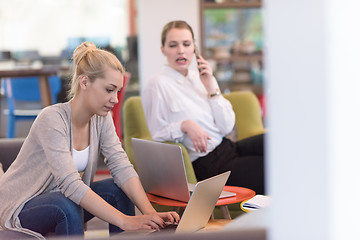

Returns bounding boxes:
[265,0,360,239]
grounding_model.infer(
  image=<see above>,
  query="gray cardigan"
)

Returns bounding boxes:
[0,101,138,239]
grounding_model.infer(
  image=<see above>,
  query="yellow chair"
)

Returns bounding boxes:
[223,91,265,141]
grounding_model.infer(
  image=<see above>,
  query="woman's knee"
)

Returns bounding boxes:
[236,133,264,156]
[45,193,83,231]
[54,195,83,221]
[19,192,84,236]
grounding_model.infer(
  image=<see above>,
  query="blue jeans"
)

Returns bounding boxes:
[18,178,135,237]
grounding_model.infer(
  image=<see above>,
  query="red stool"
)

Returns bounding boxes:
[112,72,131,142]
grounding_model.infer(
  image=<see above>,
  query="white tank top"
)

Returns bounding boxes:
[72,146,89,172]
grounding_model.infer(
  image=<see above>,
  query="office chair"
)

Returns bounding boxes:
[223,91,265,140]
[3,76,62,138]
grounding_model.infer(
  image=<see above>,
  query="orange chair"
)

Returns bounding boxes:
[112,72,130,142]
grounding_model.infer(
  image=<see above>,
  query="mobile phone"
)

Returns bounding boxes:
[194,45,204,75]
[194,44,200,60]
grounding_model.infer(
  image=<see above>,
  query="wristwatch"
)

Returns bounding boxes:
[209,89,220,98]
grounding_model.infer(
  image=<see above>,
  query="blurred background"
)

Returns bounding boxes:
[0,0,129,55]
[0,0,264,138]
[1,1,360,239]
[0,0,140,137]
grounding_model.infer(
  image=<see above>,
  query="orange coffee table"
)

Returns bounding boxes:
[146,186,255,219]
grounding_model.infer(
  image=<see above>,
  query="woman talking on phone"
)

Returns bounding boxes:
[142,20,265,194]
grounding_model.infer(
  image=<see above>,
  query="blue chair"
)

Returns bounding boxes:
[3,76,62,138]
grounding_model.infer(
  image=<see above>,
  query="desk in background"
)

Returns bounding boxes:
[0,65,64,107]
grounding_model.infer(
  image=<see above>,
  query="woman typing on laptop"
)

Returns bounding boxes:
[142,20,265,195]
[0,42,179,239]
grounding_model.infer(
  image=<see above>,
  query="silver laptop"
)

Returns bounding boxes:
[159,171,231,233]
[131,138,235,202]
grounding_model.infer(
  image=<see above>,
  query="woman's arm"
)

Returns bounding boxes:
[95,116,179,230]
[79,177,179,231]
[196,55,235,135]
[80,188,167,231]
[196,55,218,94]
[120,177,156,214]
[120,177,179,223]
[181,120,211,153]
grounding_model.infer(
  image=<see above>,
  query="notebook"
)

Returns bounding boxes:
[131,138,235,202]
[157,171,231,234]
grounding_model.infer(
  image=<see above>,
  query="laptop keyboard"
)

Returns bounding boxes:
[162,223,178,230]
[151,223,178,234]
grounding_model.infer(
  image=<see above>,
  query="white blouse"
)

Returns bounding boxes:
[142,65,235,161]
[73,146,89,172]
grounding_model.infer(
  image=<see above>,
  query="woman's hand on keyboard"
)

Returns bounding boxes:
[157,211,180,224]
[120,214,166,231]
[120,211,179,231]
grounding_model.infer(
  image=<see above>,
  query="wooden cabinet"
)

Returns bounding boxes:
[199,0,263,95]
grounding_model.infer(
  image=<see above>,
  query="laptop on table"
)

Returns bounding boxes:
[131,138,235,202]
[157,171,231,233]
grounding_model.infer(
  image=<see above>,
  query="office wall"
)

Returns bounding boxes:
[137,0,200,92]
[266,0,360,239]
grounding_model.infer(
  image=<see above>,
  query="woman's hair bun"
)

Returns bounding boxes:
[73,41,97,65]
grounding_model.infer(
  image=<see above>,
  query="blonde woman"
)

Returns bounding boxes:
[0,42,179,239]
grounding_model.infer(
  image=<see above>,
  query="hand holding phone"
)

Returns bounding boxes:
[194,44,219,94]
[194,45,205,76]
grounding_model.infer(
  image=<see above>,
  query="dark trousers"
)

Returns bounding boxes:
[19,178,134,237]
[192,134,265,194]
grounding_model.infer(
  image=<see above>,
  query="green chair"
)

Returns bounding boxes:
[122,91,265,218]
[223,91,265,141]
[122,96,197,184]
